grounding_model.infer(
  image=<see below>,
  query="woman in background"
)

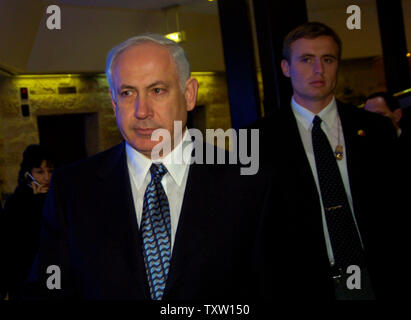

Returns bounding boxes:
[0,144,54,300]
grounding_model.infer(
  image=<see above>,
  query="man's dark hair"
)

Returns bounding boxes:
[366,91,401,112]
[282,22,342,61]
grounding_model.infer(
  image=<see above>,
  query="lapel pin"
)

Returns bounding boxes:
[334,145,344,160]
[357,129,366,136]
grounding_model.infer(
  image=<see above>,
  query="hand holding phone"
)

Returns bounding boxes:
[25,171,49,194]
[25,172,41,187]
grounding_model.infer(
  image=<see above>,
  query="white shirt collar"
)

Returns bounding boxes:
[126,129,193,189]
[291,96,338,130]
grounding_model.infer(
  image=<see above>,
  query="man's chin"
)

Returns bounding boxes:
[305,90,334,102]
[129,144,155,158]
[127,140,169,159]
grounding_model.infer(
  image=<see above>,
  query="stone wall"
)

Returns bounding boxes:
[195,72,232,132]
[0,74,117,198]
[336,56,387,106]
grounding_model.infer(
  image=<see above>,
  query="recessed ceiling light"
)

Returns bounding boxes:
[165,31,186,43]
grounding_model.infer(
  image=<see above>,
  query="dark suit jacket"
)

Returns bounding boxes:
[0,185,46,300]
[399,127,411,168]
[256,101,407,300]
[24,142,276,300]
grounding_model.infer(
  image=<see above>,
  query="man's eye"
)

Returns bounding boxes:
[120,90,133,96]
[324,57,335,63]
[153,88,164,94]
[301,57,311,63]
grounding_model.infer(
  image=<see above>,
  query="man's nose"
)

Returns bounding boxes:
[134,95,153,119]
[313,59,324,74]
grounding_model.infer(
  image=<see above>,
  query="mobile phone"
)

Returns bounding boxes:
[25,171,41,187]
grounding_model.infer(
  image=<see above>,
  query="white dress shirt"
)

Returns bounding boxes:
[291,97,363,265]
[126,129,193,252]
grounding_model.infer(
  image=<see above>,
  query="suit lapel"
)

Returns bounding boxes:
[337,103,365,221]
[279,107,332,274]
[280,107,322,216]
[96,142,151,299]
[163,161,217,298]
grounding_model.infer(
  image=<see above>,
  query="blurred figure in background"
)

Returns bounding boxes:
[364,92,403,137]
[0,144,54,300]
[364,91,411,169]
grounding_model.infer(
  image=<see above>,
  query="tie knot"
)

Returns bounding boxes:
[313,115,322,127]
[150,163,168,181]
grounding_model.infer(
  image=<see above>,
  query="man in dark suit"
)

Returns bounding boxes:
[364,91,411,163]
[24,34,275,301]
[258,22,405,300]
[364,92,404,137]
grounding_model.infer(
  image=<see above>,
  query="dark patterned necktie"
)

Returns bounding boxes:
[311,116,365,269]
[141,163,171,300]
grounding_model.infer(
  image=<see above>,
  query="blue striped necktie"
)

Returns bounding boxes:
[141,163,171,300]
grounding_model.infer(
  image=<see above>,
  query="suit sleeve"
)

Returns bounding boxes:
[23,172,77,299]
[364,114,408,299]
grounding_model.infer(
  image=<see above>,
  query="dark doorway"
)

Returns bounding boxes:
[37,113,97,168]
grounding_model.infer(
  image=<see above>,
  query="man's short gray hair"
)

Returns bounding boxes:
[105,33,191,96]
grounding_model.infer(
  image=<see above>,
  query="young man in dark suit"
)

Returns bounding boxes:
[24,34,276,301]
[259,22,405,300]
[364,91,411,162]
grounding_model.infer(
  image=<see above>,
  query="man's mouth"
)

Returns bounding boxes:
[135,128,157,136]
[310,80,325,87]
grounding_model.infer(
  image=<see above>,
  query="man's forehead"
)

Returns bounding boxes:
[291,36,339,54]
[115,42,172,66]
[367,96,389,108]
[112,42,175,72]
[111,43,178,83]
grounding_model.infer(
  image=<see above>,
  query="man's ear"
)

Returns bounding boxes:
[109,88,117,115]
[281,59,290,78]
[184,77,199,112]
[393,108,403,123]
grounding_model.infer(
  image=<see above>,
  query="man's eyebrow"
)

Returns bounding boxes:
[147,81,169,89]
[322,54,337,58]
[117,81,170,91]
[119,84,137,91]
[297,53,337,59]
[298,53,315,58]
